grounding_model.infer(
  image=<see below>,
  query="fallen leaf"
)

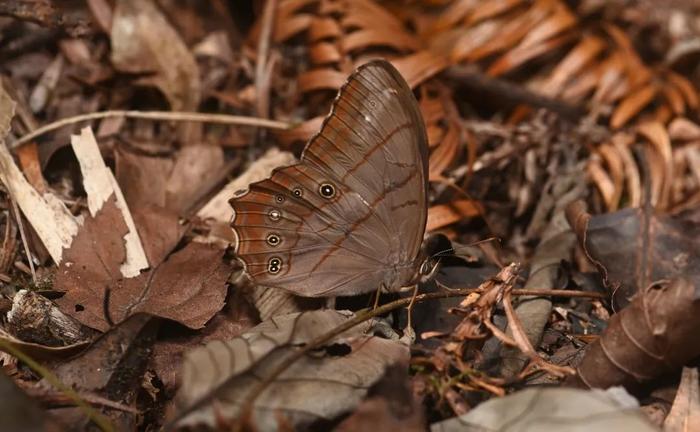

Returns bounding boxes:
[55,195,128,328]
[115,147,173,210]
[110,0,200,111]
[52,314,157,430]
[173,309,409,430]
[566,201,700,307]
[568,278,700,391]
[165,145,225,215]
[431,387,655,432]
[108,242,231,330]
[55,197,230,331]
[335,364,425,432]
[132,205,186,268]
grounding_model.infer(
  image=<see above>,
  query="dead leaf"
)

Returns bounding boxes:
[566,201,700,308]
[52,314,157,430]
[108,242,231,330]
[610,83,657,129]
[115,147,173,210]
[55,195,128,328]
[427,200,482,232]
[55,195,230,331]
[150,289,259,393]
[72,127,148,277]
[569,278,700,391]
[431,387,655,432]
[132,205,186,268]
[110,0,200,111]
[335,364,425,432]
[165,145,225,215]
[173,309,408,430]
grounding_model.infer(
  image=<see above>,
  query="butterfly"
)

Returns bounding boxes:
[230,60,429,297]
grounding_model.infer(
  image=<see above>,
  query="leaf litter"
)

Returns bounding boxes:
[0,0,699,431]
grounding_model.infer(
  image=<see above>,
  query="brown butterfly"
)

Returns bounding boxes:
[229,60,430,297]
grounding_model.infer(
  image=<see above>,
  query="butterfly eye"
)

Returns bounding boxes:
[268,209,281,221]
[275,194,285,203]
[292,188,303,198]
[266,233,281,246]
[268,257,282,274]
[319,183,336,199]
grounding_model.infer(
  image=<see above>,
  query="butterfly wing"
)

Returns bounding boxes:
[230,60,428,297]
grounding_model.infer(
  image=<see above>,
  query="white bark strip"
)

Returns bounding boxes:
[71,127,148,276]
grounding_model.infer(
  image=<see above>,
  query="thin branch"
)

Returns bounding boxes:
[10,111,291,149]
[255,0,278,120]
[0,1,95,37]
[10,198,35,284]
[445,65,586,121]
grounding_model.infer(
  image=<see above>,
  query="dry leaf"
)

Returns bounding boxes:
[431,387,655,432]
[334,364,424,432]
[165,145,225,215]
[566,201,700,308]
[55,195,129,330]
[110,0,200,111]
[0,81,79,264]
[108,242,230,330]
[174,309,408,430]
[55,197,230,331]
[569,278,700,391]
[52,314,157,430]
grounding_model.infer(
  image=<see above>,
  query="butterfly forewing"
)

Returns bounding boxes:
[230,60,429,297]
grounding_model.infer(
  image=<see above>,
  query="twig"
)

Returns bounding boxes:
[445,65,586,121]
[10,111,290,149]
[0,1,94,37]
[255,0,278,120]
[10,197,35,283]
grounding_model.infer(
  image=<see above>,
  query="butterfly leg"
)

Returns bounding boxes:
[405,284,419,331]
[372,284,385,310]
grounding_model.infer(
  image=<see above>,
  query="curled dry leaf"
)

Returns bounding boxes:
[174,309,408,430]
[569,278,700,391]
[110,0,200,111]
[566,201,700,308]
[0,327,88,361]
